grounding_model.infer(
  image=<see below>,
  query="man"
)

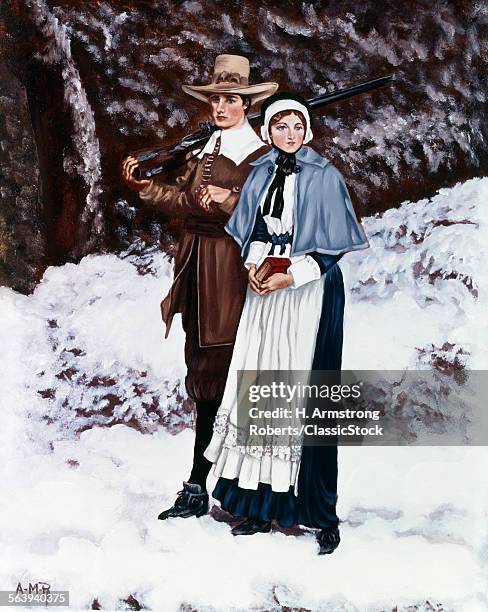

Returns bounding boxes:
[121,54,278,520]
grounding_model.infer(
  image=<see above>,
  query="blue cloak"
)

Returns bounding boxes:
[225,145,370,258]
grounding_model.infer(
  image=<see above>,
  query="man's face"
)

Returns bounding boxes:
[209,94,248,129]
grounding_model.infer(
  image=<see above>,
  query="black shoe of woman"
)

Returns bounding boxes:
[317,526,340,554]
[231,518,272,536]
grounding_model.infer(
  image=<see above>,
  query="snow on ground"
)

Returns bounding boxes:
[1,176,487,611]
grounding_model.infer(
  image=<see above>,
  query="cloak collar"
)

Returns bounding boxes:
[250,145,330,168]
[196,119,264,166]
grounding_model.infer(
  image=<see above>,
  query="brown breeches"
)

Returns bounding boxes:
[181,237,236,403]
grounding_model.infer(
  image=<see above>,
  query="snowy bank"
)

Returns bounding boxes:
[0,176,487,611]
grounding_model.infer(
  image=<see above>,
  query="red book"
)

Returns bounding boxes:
[255,257,292,283]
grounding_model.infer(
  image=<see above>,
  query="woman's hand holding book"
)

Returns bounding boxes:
[259,273,293,294]
[248,265,262,294]
[248,262,293,295]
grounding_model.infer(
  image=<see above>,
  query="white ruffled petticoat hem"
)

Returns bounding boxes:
[205,431,300,492]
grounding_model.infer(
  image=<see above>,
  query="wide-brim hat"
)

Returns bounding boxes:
[182,54,278,105]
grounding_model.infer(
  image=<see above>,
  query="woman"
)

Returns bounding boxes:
[203,92,369,554]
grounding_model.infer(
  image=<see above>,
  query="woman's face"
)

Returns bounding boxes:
[269,112,305,153]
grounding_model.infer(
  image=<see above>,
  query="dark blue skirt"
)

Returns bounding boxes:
[212,263,345,529]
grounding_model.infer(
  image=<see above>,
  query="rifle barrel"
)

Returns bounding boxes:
[247,75,392,122]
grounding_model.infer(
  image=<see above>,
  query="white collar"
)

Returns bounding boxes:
[196,119,264,166]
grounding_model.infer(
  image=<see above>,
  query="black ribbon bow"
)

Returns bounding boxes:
[262,150,299,219]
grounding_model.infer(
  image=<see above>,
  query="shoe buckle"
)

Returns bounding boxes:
[186,490,207,508]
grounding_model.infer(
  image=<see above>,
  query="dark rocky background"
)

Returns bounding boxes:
[1,0,487,293]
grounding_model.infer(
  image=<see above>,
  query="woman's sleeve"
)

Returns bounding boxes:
[243,207,268,269]
[244,243,267,269]
[287,253,342,289]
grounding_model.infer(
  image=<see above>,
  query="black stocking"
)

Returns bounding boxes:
[188,399,220,490]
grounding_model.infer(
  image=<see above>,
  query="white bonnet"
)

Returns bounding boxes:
[260,98,313,144]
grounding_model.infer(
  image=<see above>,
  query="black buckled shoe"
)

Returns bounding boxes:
[317,526,340,555]
[231,518,272,536]
[157,482,209,520]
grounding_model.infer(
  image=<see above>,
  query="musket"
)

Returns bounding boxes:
[130,75,393,179]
